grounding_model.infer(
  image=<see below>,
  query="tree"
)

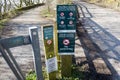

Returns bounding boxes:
[3,0,7,13]
[0,0,3,19]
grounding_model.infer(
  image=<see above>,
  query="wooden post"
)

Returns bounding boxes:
[43,25,57,80]
[49,72,57,80]
[61,55,72,77]
[57,5,77,78]
[54,22,62,78]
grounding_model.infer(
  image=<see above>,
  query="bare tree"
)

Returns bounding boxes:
[7,0,12,11]
[0,0,3,19]
[3,0,7,13]
[12,0,24,8]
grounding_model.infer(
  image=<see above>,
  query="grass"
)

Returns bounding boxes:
[0,19,8,31]
[26,71,37,80]
[26,65,85,80]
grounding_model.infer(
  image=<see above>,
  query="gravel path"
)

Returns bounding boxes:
[0,5,53,80]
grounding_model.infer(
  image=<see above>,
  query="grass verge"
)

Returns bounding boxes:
[26,65,85,80]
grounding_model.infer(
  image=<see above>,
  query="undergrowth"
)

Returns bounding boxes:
[26,65,85,80]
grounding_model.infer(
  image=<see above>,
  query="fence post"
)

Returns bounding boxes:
[29,27,44,80]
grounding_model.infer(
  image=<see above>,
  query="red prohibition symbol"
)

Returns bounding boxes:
[61,21,64,25]
[63,39,70,46]
[69,12,73,17]
[69,21,73,25]
[47,40,52,45]
[60,12,64,16]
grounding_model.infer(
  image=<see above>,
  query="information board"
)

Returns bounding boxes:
[57,5,77,55]
[57,5,76,30]
[58,33,75,55]
[43,25,58,73]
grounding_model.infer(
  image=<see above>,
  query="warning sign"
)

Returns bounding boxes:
[46,57,58,73]
[57,5,77,30]
[57,5,77,55]
[43,25,58,73]
[58,33,75,55]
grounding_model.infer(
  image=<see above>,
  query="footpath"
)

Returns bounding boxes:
[0,0,120,80]
[74,0,120,80]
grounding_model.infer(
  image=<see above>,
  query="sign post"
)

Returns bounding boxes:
[43,25,58,80]
[57,5,77,77]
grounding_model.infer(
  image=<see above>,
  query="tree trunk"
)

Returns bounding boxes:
[4,0,7,13]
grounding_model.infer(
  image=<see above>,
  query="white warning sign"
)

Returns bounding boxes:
[46,57,58,73]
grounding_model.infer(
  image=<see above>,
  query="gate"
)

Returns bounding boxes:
[0,27,43,80]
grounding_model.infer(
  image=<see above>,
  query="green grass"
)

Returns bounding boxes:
[0,19,8,30]
[26,65,85,80]
[26,71,37,80]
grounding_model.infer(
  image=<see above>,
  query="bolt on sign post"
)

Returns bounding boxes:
[57,5,77,77]
[43,25,58,80]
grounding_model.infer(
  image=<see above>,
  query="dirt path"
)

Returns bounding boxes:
[74,0,120,80]
[0,5,53,80]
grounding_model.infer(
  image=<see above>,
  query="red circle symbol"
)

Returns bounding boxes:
[47,40,52,45]
[60,12,64,16]
[63,39,70,46]
[69,21,73,25]
[69,12,73,16]
[61,21,64,25]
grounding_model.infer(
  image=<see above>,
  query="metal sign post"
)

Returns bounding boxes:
[29,27,44,80]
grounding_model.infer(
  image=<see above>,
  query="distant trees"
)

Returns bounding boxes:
[0,0,46,19]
